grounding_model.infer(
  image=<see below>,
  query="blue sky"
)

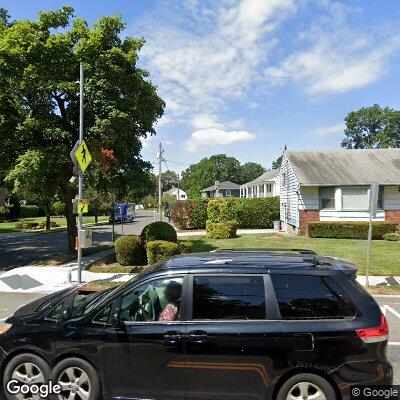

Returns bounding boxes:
[3,0,400,172]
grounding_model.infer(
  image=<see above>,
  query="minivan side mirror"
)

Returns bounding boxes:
[111,308,120,327]
[60,309,70,322]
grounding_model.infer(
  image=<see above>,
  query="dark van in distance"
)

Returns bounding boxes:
[0,249,392,400]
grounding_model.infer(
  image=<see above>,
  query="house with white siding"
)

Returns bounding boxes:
[240,169,280,198]
[280,149,400,235]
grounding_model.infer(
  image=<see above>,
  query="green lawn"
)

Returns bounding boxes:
[0,216,109,233]
[189,233,400,276]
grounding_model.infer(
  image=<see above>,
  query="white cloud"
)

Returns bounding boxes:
[139,0,297,116]
[265,3,400,96]
[311,122,345,137]
[184,128,255,153]
[191,114,224,130]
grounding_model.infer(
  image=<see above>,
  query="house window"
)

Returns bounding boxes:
[282,173,287,187]
[378,186,384,209]
[320,187,335,210]
[226,189,231,197]
[342,186,369,211]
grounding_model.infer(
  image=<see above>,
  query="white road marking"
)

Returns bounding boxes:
[389,342,400,346]
[381,305,400,319]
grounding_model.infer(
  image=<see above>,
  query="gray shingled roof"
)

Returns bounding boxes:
[287,149,400,186]
[242,169,279,186]
[201,181,240,192]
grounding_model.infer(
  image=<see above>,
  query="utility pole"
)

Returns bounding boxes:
[77,62,84,284]
[158,143,163,221]
[177,172,180,200]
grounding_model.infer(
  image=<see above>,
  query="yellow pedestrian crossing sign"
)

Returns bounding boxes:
[75,141,92,173]
[78,203,89,214]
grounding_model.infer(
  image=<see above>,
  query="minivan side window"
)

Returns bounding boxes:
[193,276,266,320]
[271,274,356,320]
[120,277,183,322]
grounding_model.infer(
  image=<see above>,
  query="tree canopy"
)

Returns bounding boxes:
[180,154,265,198]
[160,170,180,192]
[0,6,164,250]
[341,104,400,149]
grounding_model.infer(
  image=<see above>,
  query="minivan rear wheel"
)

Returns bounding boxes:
[3,353,51,400]
[276,373,335,400]
[52,358,100,400]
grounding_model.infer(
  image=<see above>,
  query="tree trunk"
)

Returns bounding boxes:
[95,210,98,224]
[45,200,51,231]
[64,187,77,253]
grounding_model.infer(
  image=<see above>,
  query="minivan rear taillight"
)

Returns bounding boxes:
[356,315,389,343]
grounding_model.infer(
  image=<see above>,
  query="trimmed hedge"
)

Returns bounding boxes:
[115,235,145,266]
[141,222,177,244]
[0,206,10,221]
[15,221,59,230]
[207,197,280,229]
[146,240,180,265]
[170,199,209,230]
[384,232,400,241]
[308,222,397,240]
[206,220,237,239]
[20,205,41,218]
[178,240,194,254]
[52,201,65,215]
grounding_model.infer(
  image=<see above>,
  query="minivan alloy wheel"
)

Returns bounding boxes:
[286,381,326,400]
[57,367,91,400]
[10,362,45,400]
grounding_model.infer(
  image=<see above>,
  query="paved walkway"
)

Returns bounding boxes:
[177,228,279,237]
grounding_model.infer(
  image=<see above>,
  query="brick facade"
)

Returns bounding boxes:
[385,210,400,230]
[299,210,320,236]
[0,187,5,206]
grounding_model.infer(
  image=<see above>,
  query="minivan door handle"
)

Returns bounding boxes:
[163,331,183,345]
[188,330,208,343]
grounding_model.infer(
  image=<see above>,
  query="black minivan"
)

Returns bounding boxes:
[0,250,393,400]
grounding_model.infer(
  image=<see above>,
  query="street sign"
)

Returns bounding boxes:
[70,141,80,170]
[77,229,93,249]
[73,202,89,215]
[74,140,92,173]
[369,182,379,218]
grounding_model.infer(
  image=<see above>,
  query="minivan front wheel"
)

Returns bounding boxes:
[3,353,51,400]
[52,358,100,400]
[276,373,336,400]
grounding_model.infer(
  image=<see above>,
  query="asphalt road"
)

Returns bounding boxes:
[0,293,399,384]
[0,210,158,270]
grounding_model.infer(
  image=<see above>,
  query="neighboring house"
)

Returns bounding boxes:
[163,186,187,200]
[280,149,400,235]
[201,181,240,198]
[240,169,280,198]
[0,187,5,206]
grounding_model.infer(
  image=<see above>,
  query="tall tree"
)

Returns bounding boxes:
[239,162,265,184]
[180,154,242,199]
[5,150,58,230]
[160,170,179,192]
[0,7,164,250]
[272,155,283,170]
[341,104,400,149]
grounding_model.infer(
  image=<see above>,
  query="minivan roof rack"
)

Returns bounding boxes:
[212,248,317,255]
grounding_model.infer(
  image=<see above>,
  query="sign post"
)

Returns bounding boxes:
[366,182,379,286]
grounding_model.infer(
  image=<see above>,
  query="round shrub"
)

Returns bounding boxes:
[141,221,177,244]
[52,201,65,215]
[206,220,237,239]
[383,232,400,241]
[146,240,180,265]
[115,235,145,266]
[178,240,194,254]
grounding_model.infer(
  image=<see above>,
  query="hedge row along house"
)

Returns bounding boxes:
[280,149,400,235]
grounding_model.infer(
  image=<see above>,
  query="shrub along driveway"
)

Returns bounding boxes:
[190,233,400,276]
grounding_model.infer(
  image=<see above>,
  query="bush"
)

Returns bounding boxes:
[115,235,145,266]
[170,199,209,230]
[383,232,400,241]
[178,240,194,254]
[20,205,41,218]
[308,222,397,240]
[146,240,180,265]
[141,221,177,244]
[52,201,65,215]
[206,220,237,239]
[207,197,280,229]
[15,220,60,230]
[0,206,10,221]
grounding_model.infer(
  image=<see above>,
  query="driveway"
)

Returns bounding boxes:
[0,210,157,270]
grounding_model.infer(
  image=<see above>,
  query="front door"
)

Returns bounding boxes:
[183,274,285,400]
[103,275,187,399]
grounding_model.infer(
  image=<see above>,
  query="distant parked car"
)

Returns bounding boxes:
[135,204,144,210]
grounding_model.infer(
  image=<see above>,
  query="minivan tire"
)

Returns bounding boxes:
[276,373,336,400]
[52,357,100,400]
[3,353,51,400]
